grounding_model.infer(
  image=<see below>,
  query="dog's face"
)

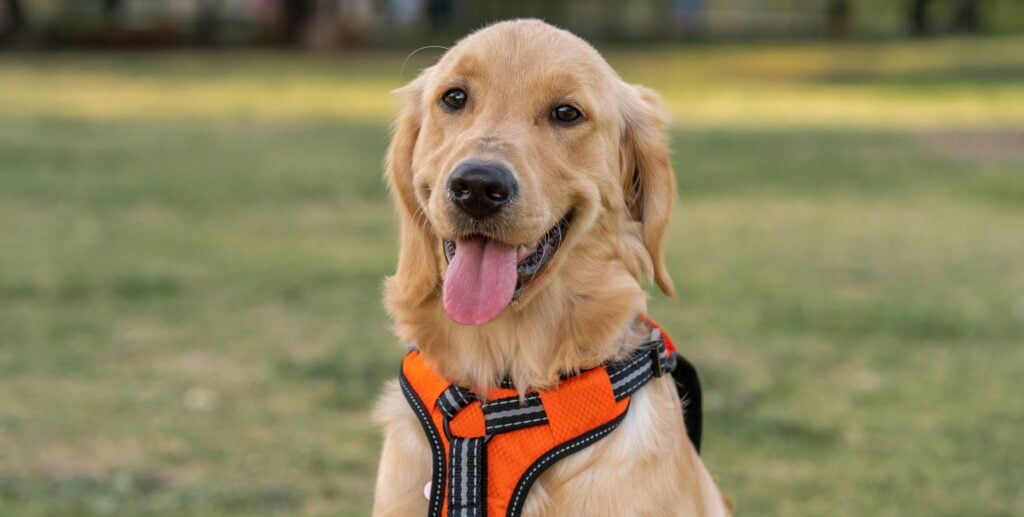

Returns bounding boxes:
[387,20,674,327]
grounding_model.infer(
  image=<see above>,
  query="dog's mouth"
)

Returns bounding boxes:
[442,213,572,326]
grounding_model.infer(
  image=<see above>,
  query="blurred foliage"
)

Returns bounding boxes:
[3,0,1024,49]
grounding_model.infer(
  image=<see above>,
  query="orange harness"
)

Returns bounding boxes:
[399,320,701,517]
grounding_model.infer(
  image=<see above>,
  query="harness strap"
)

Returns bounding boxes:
[441,336,671,516]
[483,393,548,435]
[448,436,487,517]
[401,319,701,517]
[438,384,475,419]
[439,386,552,436]
[607,331,674,401]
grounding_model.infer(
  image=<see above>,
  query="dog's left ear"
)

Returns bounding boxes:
[620,84,676,297]
[384,73,441,312]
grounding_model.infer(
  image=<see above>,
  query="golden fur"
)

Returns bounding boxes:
[374,19,730,516]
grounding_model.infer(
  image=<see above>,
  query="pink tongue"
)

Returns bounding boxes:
[443,238,518,325]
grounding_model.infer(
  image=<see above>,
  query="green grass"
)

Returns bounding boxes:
[1,36,1023,516]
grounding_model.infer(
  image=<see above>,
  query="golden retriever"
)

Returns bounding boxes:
[373,19,730,516]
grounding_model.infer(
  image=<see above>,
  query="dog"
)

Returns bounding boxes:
[373,19,730,516]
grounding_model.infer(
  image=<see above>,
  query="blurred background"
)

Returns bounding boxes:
[1,1,1022,515]
[4,0,1024,46]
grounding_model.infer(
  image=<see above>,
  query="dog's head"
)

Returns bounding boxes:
[386,19,674,328]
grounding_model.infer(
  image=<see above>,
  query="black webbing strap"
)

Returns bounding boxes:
[482,393,548,435]
[605,329,704,454]
[439,386,551,436]
[439,385,550,517]
[438,384,475,419]
[438,384,490,516]
[607,333,675,401]
[447,436,487,517]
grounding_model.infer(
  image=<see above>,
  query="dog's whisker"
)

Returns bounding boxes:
[410,202,429,230]
[400,45,449,76]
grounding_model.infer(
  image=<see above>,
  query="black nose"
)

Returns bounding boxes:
[447,162,518,219]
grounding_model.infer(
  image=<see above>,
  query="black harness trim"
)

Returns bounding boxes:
[505,409,629,517]
[400,371,446,517]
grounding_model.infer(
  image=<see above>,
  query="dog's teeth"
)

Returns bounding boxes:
[517,241,540,262]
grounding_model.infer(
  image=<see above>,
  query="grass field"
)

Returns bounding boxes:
[1,36,1023,516]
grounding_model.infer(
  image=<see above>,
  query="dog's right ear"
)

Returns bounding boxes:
[385,74,440,310]
[619,84,676,297]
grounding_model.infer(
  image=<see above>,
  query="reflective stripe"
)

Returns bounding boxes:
[438,385,475,419]
[482,393,549,435]
[485,404,545,421]
[447,436,486,517]
[607,337,670,401]
[611,361,651,392]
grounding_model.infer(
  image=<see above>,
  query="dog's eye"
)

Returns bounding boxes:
[552,105,582,124]
[442,89,467,110]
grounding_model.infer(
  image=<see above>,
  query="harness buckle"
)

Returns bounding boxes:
[650,338,677,377]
